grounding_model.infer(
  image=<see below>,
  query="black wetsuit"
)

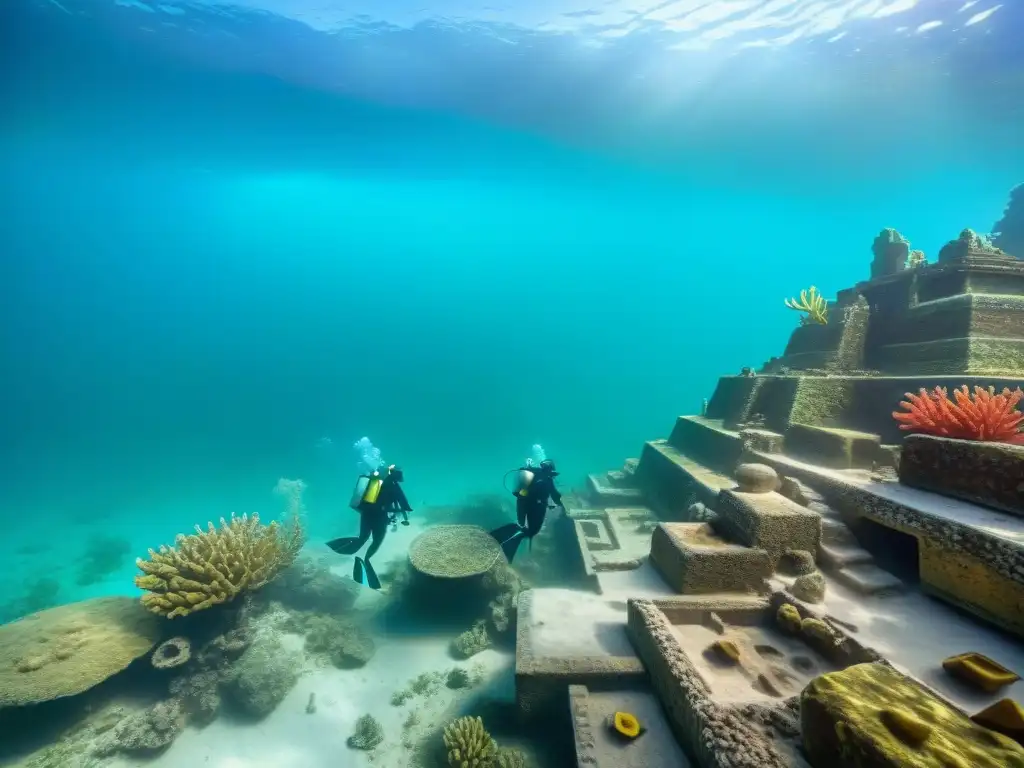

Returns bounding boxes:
[354,475,412,561]
[516,467,562,538]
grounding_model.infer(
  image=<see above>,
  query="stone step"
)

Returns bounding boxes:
[587,473,644,505]
[834,563,905,596]
[820,517,859,547]
[818,541,874,569]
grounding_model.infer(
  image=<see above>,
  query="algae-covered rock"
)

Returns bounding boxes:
[347,714,384,750]
[451,620,492,659]
[778,549,816,576]
[791,572,826,603]
[0,597,162,707]
[222,634,301,718]
[776,603,802,635]
[943,652,1021,694]
[801,662,1024,768]
[95,699,185,756]
[304,615,376,668]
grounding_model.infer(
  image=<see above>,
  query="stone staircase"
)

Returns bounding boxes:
[802,493,905,596]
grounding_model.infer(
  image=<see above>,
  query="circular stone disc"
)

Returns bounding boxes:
[408,525,502,579]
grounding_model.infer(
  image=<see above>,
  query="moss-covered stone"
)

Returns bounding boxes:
[800,662,1024,768]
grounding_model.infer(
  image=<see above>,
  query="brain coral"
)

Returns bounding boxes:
[0,596,162,707]
[409,525,502,579]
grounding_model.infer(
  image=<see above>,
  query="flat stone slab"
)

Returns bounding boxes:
[569,684,692,768]
[587,473,644,505]
[899,434,1024,518]
[515,589,645,717]
[818,541,874,569]
[834,563,904,595]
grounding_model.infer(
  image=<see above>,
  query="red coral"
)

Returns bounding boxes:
[893,385,1024,444]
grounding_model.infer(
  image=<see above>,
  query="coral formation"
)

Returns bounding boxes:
[942,652,1021,694]
[304,615,376,668]
[801,662,1024,768]
[709,639,741,664]
[408,525,503,579]
[221,634,301,718]
[893,385,1024,444]
[0,596,162,707]
[348,714,384,750]
[443,715,496,767]
[151,636,191,669]
[494,747,531,768]
[451,620,492,659]
[135,511,305,618]
[784,286,829,325]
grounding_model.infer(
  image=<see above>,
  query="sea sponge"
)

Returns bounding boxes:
[443,715,496,767]
[135,512,304,618]
[708,639,741,664]
[0,597,162,707]
[972,699,1024,744]
[151,636,191,670]
[942,652,1021,694]
[801,662,1024,768]
[409,526,502,579]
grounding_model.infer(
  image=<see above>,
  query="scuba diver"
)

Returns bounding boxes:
[489,458,565,563]
[327,464,412,590]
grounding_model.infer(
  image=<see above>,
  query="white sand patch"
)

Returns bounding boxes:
[775,574,1024,713]
[107,633,511,768]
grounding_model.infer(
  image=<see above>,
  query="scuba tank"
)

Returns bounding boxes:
[349,471,384,510]
[511,469,535,497]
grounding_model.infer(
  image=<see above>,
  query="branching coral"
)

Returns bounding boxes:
[784,286,829,325]
[893,385,1024,444]
[135,512,305,618]
[443,716,496,767]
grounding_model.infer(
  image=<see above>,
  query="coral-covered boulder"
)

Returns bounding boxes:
[409,525,502,579]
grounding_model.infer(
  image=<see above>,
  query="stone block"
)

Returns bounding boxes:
[715,490,821,560]
[801,662,1024,768]
[785,423,881,469]
[649,523,772,594]
[899,434,1024,517]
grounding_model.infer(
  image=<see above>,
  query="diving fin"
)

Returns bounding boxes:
[354,557,382,590]
[489,523,523,545]
[327,536,363,555]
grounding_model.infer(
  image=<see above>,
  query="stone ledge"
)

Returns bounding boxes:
[899,434,1024,517]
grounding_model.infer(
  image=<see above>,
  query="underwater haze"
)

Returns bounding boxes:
[2,0,1023,613]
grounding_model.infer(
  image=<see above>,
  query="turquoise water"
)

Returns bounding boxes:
[3,0,1023,610]
[0,0,1022,764]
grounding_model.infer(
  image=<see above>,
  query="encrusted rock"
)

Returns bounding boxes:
[778,549,817,576]
[222,634,301,718]
[735,463,779,494]
[96,699,185,756]
[791,572,826,603]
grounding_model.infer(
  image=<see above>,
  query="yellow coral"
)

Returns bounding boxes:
[784,286,829,325]
[443,715,496,767]
[135,512,304,618]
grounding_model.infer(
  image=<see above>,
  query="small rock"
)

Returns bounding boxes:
[778,549,817,576]
[735,463,779,494]
[791,572,826,603]
[778,477,810,505]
